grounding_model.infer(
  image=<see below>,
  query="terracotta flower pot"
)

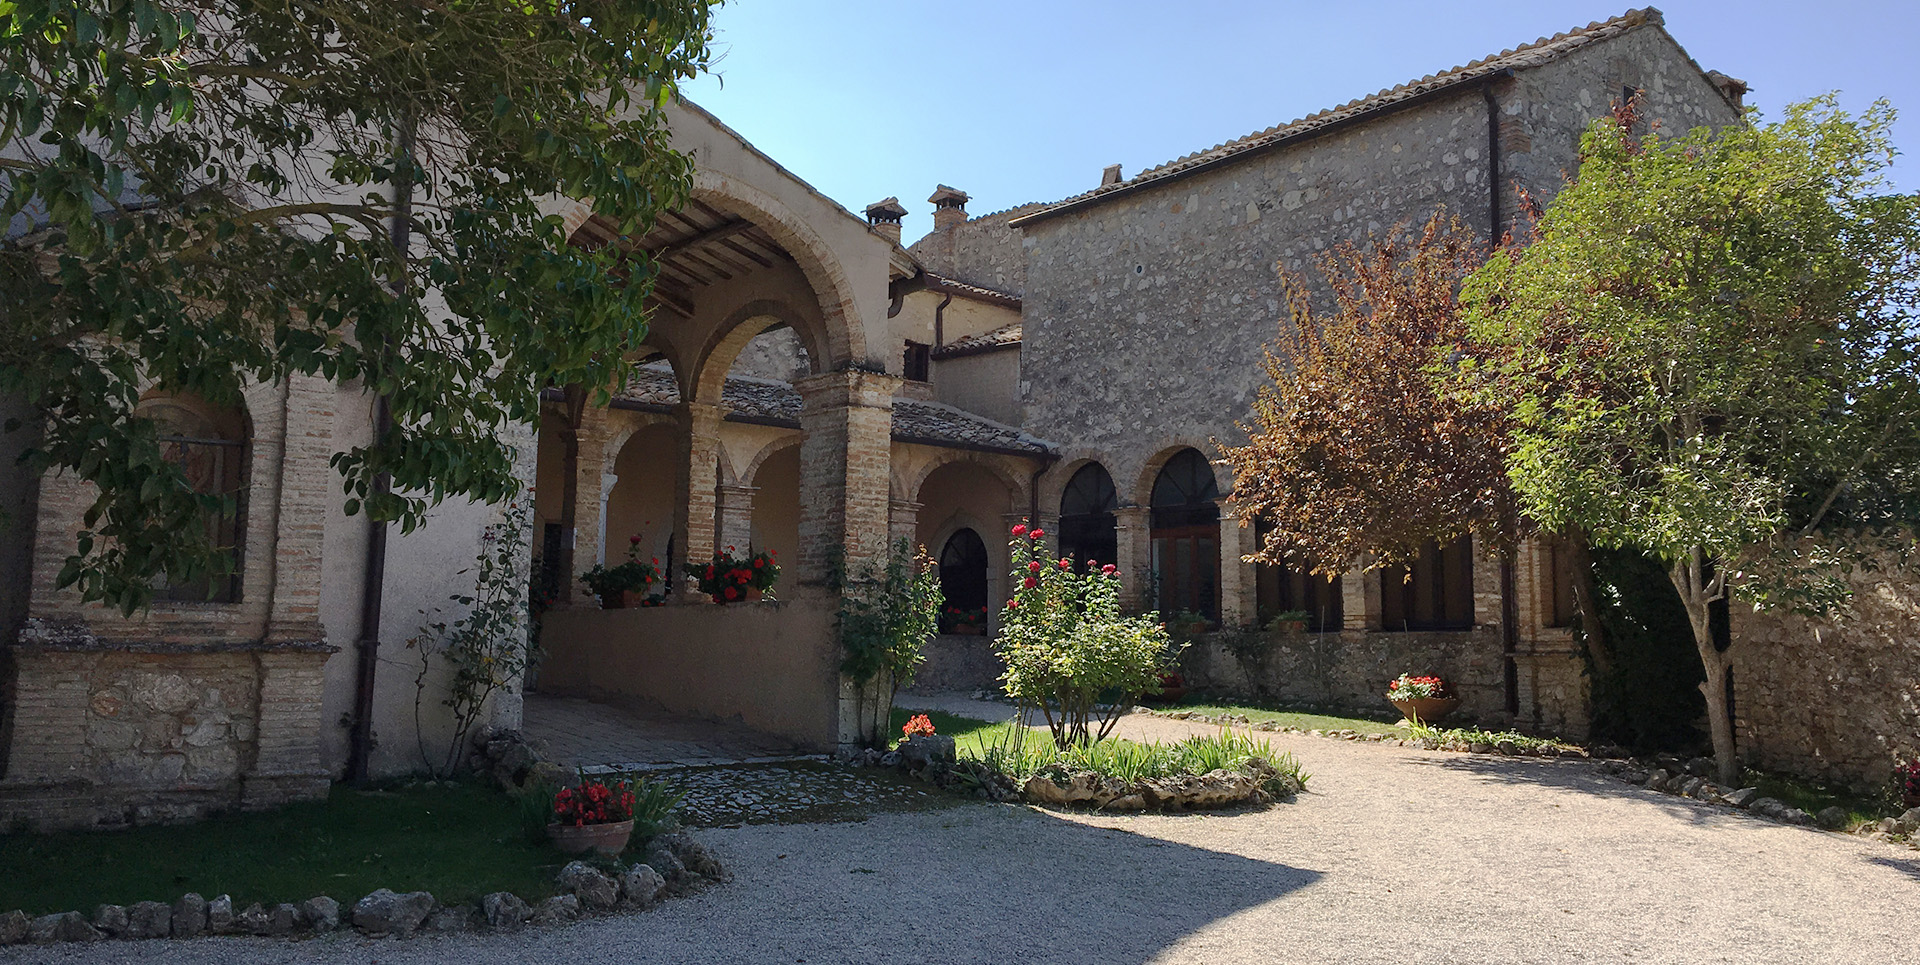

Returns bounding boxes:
[1390,695,1459,725]
[547,819,634,856]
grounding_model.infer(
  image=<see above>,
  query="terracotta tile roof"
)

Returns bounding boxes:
[1011,8,1679,228]
[932,322,1022,359]
[924,272,1022,308]
[614,367,1052,456]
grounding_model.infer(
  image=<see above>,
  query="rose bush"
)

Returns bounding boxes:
[995,522,1179,748]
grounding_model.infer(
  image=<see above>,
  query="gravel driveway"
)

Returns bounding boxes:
[8,709,1916,965]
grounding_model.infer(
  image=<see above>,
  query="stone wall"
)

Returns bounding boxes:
[902,634,1004,696]
[0,628,331,831]
[1178,628,1512,726]
[1729,544,1920,789]
[907,202,1044,297]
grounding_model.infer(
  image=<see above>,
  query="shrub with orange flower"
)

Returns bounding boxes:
[902,714,936,739]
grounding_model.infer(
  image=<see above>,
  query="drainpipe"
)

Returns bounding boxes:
[347,115,413,786]
[1480,74,1508,244]
[933,292,953,349]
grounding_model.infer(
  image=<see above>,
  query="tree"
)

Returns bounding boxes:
[1219,215,1622,664]
[1461,96,1920,786]
[0,0,718,612]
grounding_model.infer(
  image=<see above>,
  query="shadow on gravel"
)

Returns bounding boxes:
[1863,854,1920,881]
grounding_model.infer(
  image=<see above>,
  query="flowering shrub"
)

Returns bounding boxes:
[580,534,660,603]
[902,714,936,739]
[995,521,1178,748]
[687,545,779,603]
[939,604,989,633]
[552,777,638,827]
[1387,674,1451,701]
[837,539,943,747]
[1898,758,1920,803]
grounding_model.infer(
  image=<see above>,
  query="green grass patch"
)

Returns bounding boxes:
[1159,697,1409,736]
[0,780,585,916]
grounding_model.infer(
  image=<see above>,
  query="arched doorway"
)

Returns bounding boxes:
[939,528,989,634]
[1058,462,1117,573]
[1150,448,1220,622]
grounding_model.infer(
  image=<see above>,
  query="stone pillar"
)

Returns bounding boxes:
[595,472,618,565]
[1345,562,1377,631]
[671,401,726,601]
[563,406,616,605]
[889,499,923,550]
[1217,507,1258,628]
[717,484,758,554]
[795,370,901,585]
[1114,506,1151,612]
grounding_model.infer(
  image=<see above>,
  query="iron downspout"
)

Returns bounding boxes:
[347,115,414,785]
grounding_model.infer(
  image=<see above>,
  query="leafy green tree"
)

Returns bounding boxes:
[1,0,718,612]
[1462,96,1920,785]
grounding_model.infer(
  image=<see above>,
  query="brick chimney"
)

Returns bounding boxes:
[865,197,907,244]
[929,185,970,232]
[1705,70,1748,111]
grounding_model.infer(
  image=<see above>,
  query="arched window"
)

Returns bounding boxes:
[1380,537,1473,631]
[136,392,249,603]
[1058,462,1117,573]
[1149,449,1220,621]
[938,528,989,634]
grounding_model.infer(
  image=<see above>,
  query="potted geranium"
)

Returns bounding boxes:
[1898,758,1920,809]
[1387,673,1458,725]
[580,535,660,608]
[687,545,779,603]
[547,775,639,855]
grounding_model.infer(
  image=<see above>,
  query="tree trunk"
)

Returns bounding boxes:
[1668,556,1739,787]
[1564,530,1611,677]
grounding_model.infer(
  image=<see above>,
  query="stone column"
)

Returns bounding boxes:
[595,472,618,565]
[563,406,615,606]
[670,401,726,602]
[795,370,901,585]
[1217,503,1258,628]
[889,499,923,550]
[1344,561,1377,631]
[717,484,758,554]
[1114,506,1151,612]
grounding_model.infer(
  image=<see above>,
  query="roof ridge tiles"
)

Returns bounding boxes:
[1010,8,1669,227]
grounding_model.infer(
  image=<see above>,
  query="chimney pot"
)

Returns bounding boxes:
[928,184,969,232]
[865,197,907,244]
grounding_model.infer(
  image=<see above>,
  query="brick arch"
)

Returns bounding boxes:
[547,171,869,375]
[906,450,1030,514]
[688,298,820,406]
[741,434,803,488]
[1037,451,1120,517]
[1130,440,1233,510]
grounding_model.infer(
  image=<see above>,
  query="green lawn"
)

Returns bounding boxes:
[890,707,1054,759]
[0,781,570,916]
[1157,697,1411,736]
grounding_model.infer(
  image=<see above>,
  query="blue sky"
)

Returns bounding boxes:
[679,1,1918,242]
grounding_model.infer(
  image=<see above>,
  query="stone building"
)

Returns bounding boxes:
[4,7,1907,828]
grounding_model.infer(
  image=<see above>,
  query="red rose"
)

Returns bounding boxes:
[1057,558,1070,569]
[630,535,642,544]
[1028,560,1041,573]
[1011,524,1028,537]
[1023,576,1037,589]
[1007,599,1019,609]
[1101,564,1117,575]
[1031,528,1045,540]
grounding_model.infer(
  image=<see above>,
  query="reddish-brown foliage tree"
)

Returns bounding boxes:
[1219,212,1520,577]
